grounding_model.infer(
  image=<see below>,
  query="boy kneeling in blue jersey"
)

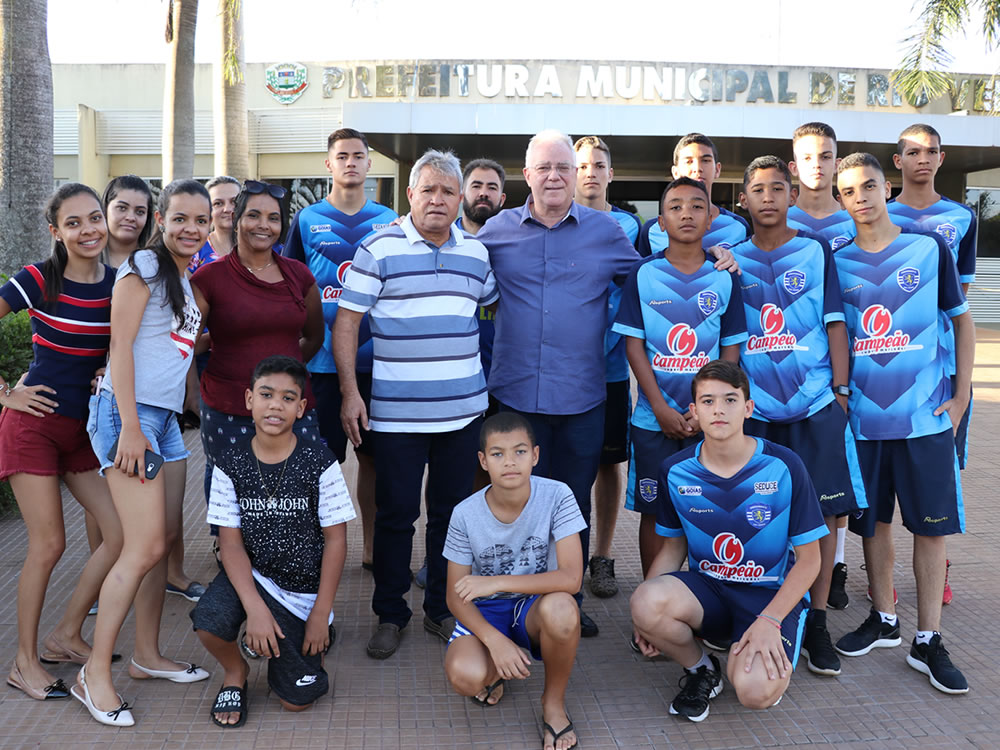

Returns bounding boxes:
[191,356,355,727]
[630,361,826,722]
[444,412,585,750]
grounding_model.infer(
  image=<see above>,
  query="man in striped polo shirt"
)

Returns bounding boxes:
[334,149,499,660]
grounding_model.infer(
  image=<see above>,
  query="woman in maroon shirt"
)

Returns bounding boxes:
[190,181,324,517]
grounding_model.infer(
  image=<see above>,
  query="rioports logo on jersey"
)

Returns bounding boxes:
[699,532,765,582]
[853,304,922,356]
[745,304,804,354]
[651,323,710,373]
[321,261,353,302]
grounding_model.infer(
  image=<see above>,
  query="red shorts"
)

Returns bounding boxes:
[0,407,100,480]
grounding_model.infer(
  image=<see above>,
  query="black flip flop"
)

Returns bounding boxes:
[470,678,504,707]
[542,718,578,749]
[210,681,248,729]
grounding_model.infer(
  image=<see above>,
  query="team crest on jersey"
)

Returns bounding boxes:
[897,267,920,293]
[652,324,710,373]
[853,304,921,356]
[783,270,806,295]
[700,532,764,582]
[639,479,657,503]
[831,235,851,251]
[697,290,719,316]
[746,502,772,528]
[935,223,957,246]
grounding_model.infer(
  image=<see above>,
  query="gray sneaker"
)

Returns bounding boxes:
[367,623,403,659]
[423,615,456,643]
[588,556,619,598]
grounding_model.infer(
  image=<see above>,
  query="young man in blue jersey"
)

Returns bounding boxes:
[637,133,749,258]
[833,153,973,695]
[282,128,398,573]
[787,122,856,610]
[732,156,862,678]
[573,135,642,600]
[613,177,747,580]
[630,360,825,722]
[889,128,976,608]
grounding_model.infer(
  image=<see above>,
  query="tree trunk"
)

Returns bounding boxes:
[214,0,248,181]
[162,0,198,183]
[0,0,53,275]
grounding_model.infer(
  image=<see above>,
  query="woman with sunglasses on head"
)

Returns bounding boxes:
[190,180,325,520]
[0,183,123,702]
[77,179,213,727]
[186,175,241,273]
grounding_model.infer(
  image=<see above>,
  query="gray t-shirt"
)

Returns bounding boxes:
[102,250,201,413]
[443,476,586,600]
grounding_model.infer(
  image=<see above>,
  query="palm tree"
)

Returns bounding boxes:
[0,0,53,274]
[214,0,248,181]
[893,0,1000,101]
[162,0,199,182]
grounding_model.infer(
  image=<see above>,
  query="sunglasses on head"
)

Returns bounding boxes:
[242,180,287,200]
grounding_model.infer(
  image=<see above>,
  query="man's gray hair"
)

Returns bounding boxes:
[525,129,576,167]
[409,149,462,189]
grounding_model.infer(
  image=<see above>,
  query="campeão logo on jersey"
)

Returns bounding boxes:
[853,304,921,356]
[651,323,710,373]
[320,261,353,302]
[745,303,803,354]
[700,532,765,582]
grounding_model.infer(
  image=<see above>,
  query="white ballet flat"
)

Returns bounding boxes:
[72,664,135,727]
[129,658,210,683]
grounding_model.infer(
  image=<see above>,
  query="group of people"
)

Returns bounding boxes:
[0,120,974,749]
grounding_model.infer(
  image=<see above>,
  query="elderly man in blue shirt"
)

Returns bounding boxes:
[477,129,641,637]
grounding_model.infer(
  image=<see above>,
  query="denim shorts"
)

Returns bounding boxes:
[87,390,189,477]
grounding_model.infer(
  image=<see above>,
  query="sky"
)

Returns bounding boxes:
[47,0,1000,74]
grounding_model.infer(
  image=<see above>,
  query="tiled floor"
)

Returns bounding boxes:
[2,329,999,749]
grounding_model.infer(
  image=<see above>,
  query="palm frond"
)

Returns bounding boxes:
[892,0,969,99]
[221,0,243,86]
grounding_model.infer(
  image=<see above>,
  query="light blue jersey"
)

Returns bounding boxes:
[605,206,642,383]
[786,205,856,251]
[638,208,749,258]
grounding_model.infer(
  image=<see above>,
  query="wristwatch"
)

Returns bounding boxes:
[832,384,851,397]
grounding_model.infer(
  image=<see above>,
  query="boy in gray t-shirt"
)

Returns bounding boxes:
[443,413,585,750]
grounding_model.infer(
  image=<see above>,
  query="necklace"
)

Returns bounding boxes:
[255,445,291,507]
[244,260,273,273]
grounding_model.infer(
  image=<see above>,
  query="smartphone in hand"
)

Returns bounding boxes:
[106,438,164,480]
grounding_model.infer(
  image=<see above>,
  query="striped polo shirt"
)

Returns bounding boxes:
[0,263,113,420]
[339,216,499,433]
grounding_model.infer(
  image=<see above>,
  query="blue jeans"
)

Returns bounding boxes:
[499,401,605,602]
[87,391,189,476]
[370,418,482,628]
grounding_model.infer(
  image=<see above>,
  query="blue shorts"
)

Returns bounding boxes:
[625,425,699,513]
[449,595,542,660]
[87,391,189,477]
[669,570,806,667]
[849,429,964,537]
[953,378,971,470]
[745,401,866,518]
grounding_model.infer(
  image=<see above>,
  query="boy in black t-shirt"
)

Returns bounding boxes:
[191,356,355,727]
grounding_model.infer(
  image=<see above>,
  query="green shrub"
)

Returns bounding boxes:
[0,272,32,516]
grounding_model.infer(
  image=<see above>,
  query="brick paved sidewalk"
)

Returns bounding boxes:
[1,330,998,749]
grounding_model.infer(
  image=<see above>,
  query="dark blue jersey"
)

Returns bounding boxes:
[888,197,977,284]
[283,199,397,373]
[605,206,643,382]
[834,230,968,440]
[786,205,856,251]
[657,438,827,591]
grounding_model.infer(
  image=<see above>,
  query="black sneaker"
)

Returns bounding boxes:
[906,634,968,694]
[669,654,723,722]
[801,617,842,676]
[835,608,901,656]
[827,562,849,610]
[580,610,599,638]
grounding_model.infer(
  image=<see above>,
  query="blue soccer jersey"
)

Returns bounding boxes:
[637,207,749,258]
[834,230,968,441]
[733,232,845,423]
[888,197,977,284]
[786,205,857,251]
[605,206,643,383]
[283,199,398,373]
[613,253,747,429]
[656,438,827,591]
[456,216,504,380]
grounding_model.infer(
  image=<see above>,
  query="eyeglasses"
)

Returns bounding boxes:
[242,180,287,200]
[530,163,576,176]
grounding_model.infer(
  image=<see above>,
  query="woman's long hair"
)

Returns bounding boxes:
[101,174,155,254]
[41,182,105,306]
